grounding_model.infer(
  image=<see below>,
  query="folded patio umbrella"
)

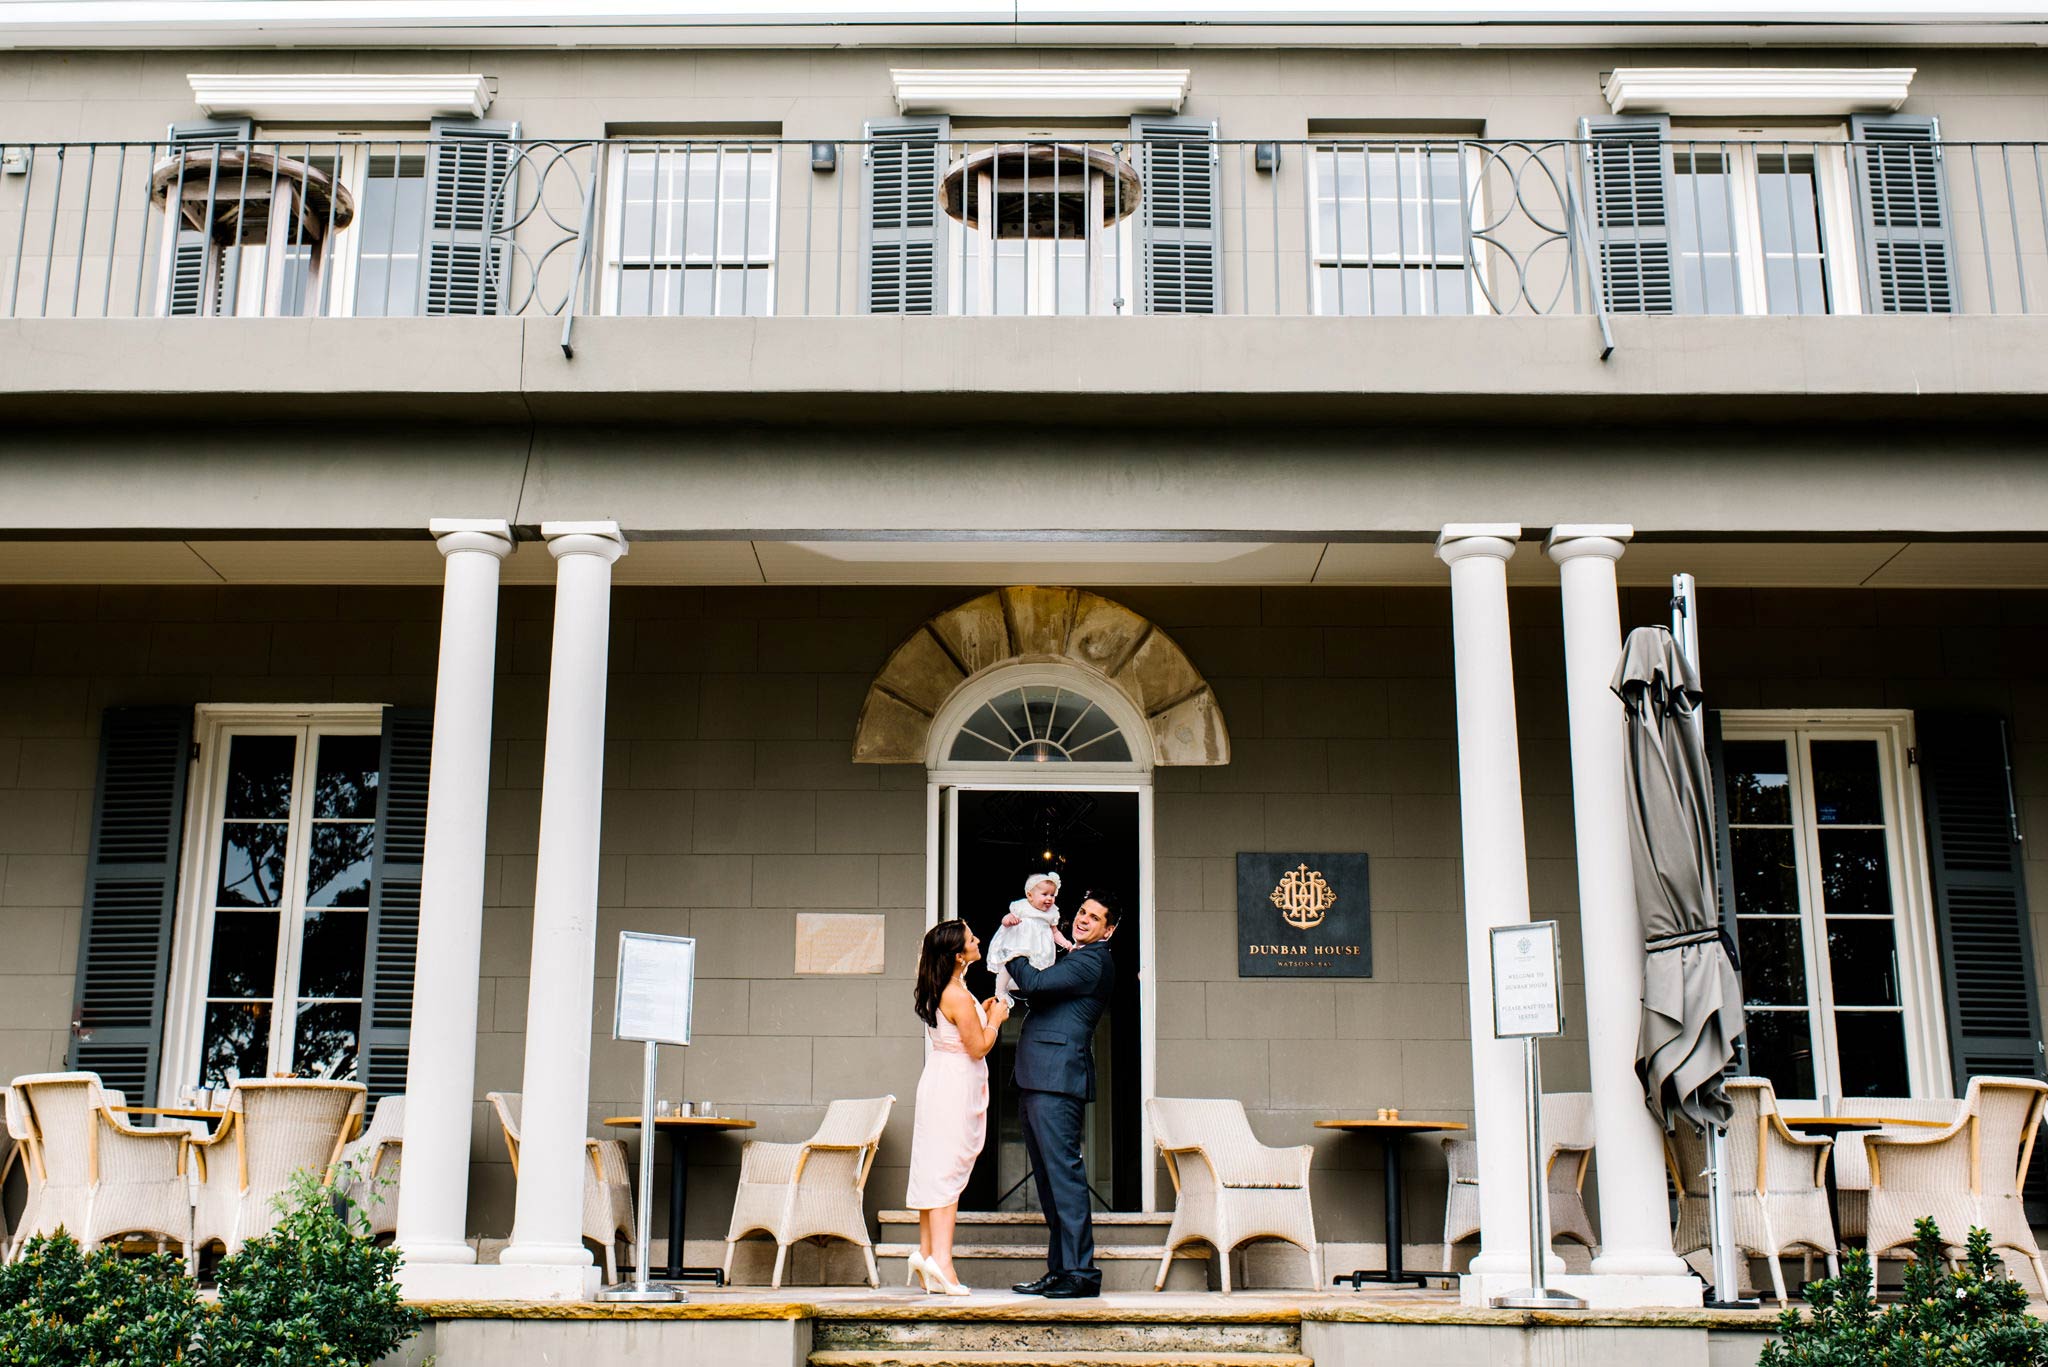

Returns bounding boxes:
[1613,626,1746,1132]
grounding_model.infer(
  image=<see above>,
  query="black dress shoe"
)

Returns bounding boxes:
[1039,1272,1102,1299]
[1011,1273,1061,1295]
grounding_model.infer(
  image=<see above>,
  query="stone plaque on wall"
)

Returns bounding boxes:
[1236,853,1371,978]
[795,913,887,975]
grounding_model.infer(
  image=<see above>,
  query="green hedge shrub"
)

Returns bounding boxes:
[0,1232,202,1367]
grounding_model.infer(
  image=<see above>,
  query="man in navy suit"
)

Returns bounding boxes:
[1004,890,1119,1299]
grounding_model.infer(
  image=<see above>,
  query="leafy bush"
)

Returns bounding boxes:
[0,1230,203,1367]
[1759,1218,2048,1367]
[195,1166,422,1367]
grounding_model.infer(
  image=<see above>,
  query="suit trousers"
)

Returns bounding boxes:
[1019,1087,1096,1282]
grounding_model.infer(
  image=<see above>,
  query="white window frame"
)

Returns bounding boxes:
[159,703,384,1102]
[1668,122,1864,316]
[1720,709,1949,1107]
[942,131,1138,317]
[599,140,781,317]
[1308,138,1487,316]
[155,129,431,319]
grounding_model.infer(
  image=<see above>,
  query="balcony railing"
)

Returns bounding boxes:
[2,134,2044,347]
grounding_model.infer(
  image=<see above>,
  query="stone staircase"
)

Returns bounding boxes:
[874,1211,1212,1293]
[807,1314,1311,1367]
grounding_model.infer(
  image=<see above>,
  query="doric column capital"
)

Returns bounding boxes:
[1435,523,1523,567]
[541,520,628,565]
[1544,523,1635,565]
[429,518,514,560]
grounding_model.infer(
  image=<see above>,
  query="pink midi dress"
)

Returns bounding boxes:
[904,996,988,1210]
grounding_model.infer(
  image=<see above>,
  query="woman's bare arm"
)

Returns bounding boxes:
[942,983,1005,1060]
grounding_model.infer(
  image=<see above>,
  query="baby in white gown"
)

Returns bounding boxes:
[987,871,1074,1007]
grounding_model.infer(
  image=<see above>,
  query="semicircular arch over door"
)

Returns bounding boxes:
[851,586,1230,767]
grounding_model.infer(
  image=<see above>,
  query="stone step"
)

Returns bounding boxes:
[877,1213,1175,1249]
[875,1244,1211,1293]
[813,1318,1301,1355]
[809,1354,1313,1367]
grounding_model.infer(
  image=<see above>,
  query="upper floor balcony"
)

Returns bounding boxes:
[2,121,2045,427]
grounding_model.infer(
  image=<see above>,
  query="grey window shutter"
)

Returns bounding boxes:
[1131,117,1220,314]
[163,118,254,316]
[1918,713,2041,1086]
[863,117,947,313]
[1849,114,1957,314]
[68,708,193,1105]
[361,707,431,1104]
[426,117,520,316]
[1582,115,1675,314]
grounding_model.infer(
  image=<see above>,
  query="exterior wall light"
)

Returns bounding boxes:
[811,141,838,172]
[1255,142,1281,173]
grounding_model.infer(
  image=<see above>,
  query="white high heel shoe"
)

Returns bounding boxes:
[905,1251,935,1289]
[927,1260,972,1297]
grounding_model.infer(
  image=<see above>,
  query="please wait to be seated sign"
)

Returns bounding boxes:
[1489,920,1564,1040]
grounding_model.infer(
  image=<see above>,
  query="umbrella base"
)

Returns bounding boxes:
[1491,1288,1588,1310]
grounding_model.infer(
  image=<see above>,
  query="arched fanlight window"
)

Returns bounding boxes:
[947,684,1133,764]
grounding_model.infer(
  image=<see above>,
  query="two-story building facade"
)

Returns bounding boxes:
[2,1,2046,1336]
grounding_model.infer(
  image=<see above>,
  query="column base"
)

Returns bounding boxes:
[1592,1249,1696,1279]
[396,1238,480,1267]
[398,1261,601,1303]
[1461,1271,1704,1309]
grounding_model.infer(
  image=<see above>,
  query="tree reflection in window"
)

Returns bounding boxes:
[947,685,1132,763]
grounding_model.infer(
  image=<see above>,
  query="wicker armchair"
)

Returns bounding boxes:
[1826,1097,1962,1243]
[1668,1077,1837,1301]
[0,1086,16,1257]
[1442,1091,1599,1261]
[722,1096,894,1289]
[6,1072,191,1257]
[484,1092,636,1281]
[1150,1097,1321,1293]
[336,1095,405,1239]
[1864,1076,2048,1293]
[190,1079,363,1269]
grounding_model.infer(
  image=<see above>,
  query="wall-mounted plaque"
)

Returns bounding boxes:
[1236,853,1371,978]
[795,912,887,975]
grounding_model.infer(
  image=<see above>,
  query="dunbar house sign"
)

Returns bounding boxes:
[1236,853,1372,978]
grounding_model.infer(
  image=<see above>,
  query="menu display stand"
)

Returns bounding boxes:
[598,931,696,1304]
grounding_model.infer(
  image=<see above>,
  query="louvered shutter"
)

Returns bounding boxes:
[360,707,430,1104]
[425,117,520,316]
[863,117,947,313]
[162,118,253,316]
[1582,115,1675,314]
[1849,114,1957,314]
[68,708,193,1105]
[1131,117,1220,314]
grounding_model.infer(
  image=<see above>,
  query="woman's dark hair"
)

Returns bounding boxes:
[914,919,971,1028]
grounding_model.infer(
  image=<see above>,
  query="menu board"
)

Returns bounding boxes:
[1489,920,1564,1039]
[614,931,696,1046]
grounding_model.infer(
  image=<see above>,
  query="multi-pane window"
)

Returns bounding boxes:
[606,143,777,316]
[196,727,379,1087]
[947,685,1133,764]
[1311,143,1472,315]
[1725,725,1930,1104]
[1670,138,1845,315]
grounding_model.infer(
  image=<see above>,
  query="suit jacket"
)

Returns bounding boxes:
[1008,941,1116,1101]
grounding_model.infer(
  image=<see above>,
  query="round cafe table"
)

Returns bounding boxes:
[1316,1118,1468,1288]
[603,1115,755,1283]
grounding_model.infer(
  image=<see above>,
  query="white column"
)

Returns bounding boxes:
[396,518,512,1269]
[1547,526,1699,1301]
[500,521,627,1290]
[1436,524,1544,1295]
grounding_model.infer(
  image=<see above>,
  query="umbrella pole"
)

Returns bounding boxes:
[1672,573,1758,1309]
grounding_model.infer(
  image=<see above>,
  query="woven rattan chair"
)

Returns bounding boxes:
[190,1079,363,1269]
[484,1091,636,1281]
[0,1086,16,1257]
[1826,1096,1962,1243]
[1668,1077,1837,1301]
[1150,1097,1320,1293]
[1441,1091,1599,1261]
[1864,1076,2048,1294]
[336,1095,405,1239]
[6,1072,191,1258]
[722,1095,894,1289]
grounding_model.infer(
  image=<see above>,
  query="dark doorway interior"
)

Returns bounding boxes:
[953,787,1142,1212]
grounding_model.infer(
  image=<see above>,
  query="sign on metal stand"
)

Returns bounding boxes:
[1487,920,1587,1311]
[598,931,697,1304]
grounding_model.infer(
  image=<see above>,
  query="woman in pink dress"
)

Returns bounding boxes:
[904,919,1009,1295]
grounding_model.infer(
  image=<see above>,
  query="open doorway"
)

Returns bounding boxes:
[948,787,1143,1212]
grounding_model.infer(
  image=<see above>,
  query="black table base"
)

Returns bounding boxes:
[652,1128,725,1285]
[1332,1129,1445,1289]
